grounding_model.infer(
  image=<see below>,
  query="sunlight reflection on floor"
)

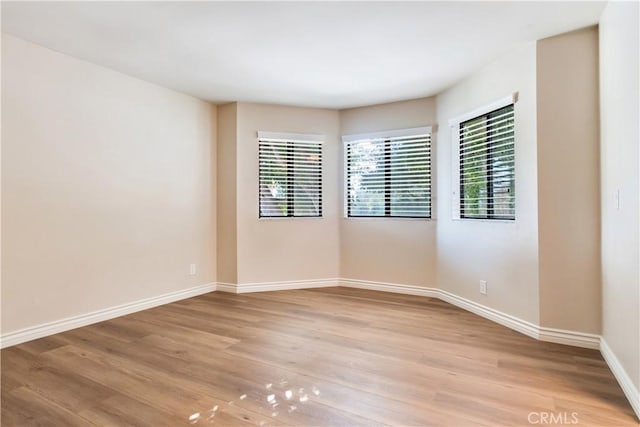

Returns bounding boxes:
[188,377,321,425]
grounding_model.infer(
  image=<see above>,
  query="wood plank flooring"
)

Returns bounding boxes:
[1,287,637,426]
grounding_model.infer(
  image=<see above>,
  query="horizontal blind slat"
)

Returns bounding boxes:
[458,110,514,135]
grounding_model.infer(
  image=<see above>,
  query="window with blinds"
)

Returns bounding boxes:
[344,127,431,218]
[459,104,515,220]
[258,132,323,218]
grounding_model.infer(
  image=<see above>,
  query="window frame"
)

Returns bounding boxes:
[343,127,432,220]
[449,94,517,222]
[258,132,324,219]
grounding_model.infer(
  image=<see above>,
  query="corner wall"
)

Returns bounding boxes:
[1,34,217,334]
[216,103,238,284]
[339,98,438,287]
[235,102,341,285]
[536,27,601,333]
[436,43,540,325]
[599,0,640,402]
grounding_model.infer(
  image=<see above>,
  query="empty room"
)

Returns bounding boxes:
[1,1,638,426]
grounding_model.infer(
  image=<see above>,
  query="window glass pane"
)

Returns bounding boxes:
[348,140,385,216]
[259,144,288,217]
[293,144,322,216]
[461,116,488,218]
[390,138,431,217]
[489,108,515,219]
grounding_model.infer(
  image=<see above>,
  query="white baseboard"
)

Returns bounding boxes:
[216,282,238,293]
[340,279,599,349]
[218,278,340,294]
[600,338,640,420]
[0,282,216,349]
[537,325,601,349]
[437,288,540,340]
[340,278,440,298]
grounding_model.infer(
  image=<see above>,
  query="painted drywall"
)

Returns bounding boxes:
[599,1,640,392]
[234,102,341,284]
[216,103,238,284]
[436,43,540,325]
[339,98,438,286]
[1,34,217,333]
[537,27,601,333]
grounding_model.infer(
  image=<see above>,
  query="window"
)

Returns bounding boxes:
[458,103,515,220]
[344,127,431,218]
[258,132,323,218]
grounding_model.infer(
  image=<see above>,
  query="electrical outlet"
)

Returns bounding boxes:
[479,280,487,295]
[189,264,197,276]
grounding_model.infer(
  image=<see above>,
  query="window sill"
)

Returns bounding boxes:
[258,216,324,220]
[452,217,516,224]
[343,216,434,222]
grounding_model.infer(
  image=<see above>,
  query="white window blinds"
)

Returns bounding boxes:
[459,104,515,220]
[344,127,431,218]
[258,132,323,218]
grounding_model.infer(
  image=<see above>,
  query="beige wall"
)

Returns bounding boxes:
[537,27,601,333]
[599,1,640,391]
[235,102,341,284]
[339,98,438,286]
[216,103,238,284]
[1,34,217,333]
[436,43,540,324]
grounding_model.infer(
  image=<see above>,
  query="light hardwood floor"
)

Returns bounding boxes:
[1,287,637,426]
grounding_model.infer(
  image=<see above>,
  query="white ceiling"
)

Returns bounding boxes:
[1,1,605,109]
